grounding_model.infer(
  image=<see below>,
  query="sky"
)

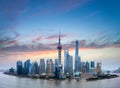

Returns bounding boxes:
[0,0,120,70]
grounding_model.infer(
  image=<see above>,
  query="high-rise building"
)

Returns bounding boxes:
[9,67,15,74]
[54,59,60,78]
[46,59,54,76]
[39,59,45,74]
[55,59,59,67]
[91,61,95,68]
[23,59,30,75]
[64,49,73,75]
[29,63,32,74]
[31,61,39,75]
[74,40,81,72]
[81,62,86,73]
[90,61,95,74]
[96,62,102,75]
[86,61,90,73]
[16,60,23,75]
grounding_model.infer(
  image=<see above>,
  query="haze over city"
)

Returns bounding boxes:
[0,0,120,70]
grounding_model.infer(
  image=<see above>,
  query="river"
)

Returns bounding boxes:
[0,72,120,88]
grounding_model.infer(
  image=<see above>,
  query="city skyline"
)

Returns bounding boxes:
[0,0,120,70]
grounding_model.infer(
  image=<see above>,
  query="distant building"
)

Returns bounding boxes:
[91,61,95,68]
[74,40,81,72]
[16,60,23,75]
[31,61,39,75]
[23,59,30,75]
[55,59,59,67]
[39,59,45,74]
[29,63,32,74]
[46,59,54,76]
[96,62,102,75]
[54,59,60,78]
[64,49,73,75]
[9,67,15,74]
[81,62,86,73]
[86,61,90,73]
[90,61,96,75]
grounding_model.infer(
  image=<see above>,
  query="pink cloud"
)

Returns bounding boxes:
[5,40,17,45]
[46,34,68,40]
[32,36,43,42]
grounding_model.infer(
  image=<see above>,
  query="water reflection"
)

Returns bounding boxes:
[0,73,120,88]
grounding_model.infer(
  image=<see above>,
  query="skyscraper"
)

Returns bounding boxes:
[90,61,95,74]
[86,61,90,73]
[23,59,30,75]
[46,59,54,76]
[39,59,45,74]
[64,49,73,75]
[16,60,23,75]
[31,61,39,75]
[81,62,86,73]
[54,59,60,78]
[74,40,81,72]
[91,61,95,68]
[96,62,102,75]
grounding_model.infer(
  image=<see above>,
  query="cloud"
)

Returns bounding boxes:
[4,40,18,46]
[32,36,43,42]
[0,29,20,48]
[0,32,120,52]
[46,34,68,40]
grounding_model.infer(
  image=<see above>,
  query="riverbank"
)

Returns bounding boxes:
[86,74,119,81]
[3,72,119,82]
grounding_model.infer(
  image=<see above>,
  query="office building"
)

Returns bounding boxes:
[64,49,73,75]
[23,59,30,75]
[31,61,39,75]
[46,59,54,76]
[39,59,45,74]
[86,61,90,73]
[16,60,23,75]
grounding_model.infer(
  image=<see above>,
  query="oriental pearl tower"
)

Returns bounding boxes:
[57,31,62,65]
[57,31,63,79]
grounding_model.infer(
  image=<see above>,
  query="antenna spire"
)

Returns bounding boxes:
[59,29,61,45]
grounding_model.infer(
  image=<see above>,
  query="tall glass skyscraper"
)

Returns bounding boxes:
[74,40,81,72]
[16,60,23,75]
[86,61,90,73]
[64,49,73,75]
[39,59,45,74]
[23,59,30,75]
[91,61,95,68]
[46,59,54,76]
[31,61,39,75]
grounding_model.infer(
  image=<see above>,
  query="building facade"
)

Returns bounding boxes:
[39,59,45,74]
[64,49,73,75]
[46,59,54,76]
[31,61,39,75]
[16,60,23,75]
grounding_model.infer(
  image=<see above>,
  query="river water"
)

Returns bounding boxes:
[0,72,120,88]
